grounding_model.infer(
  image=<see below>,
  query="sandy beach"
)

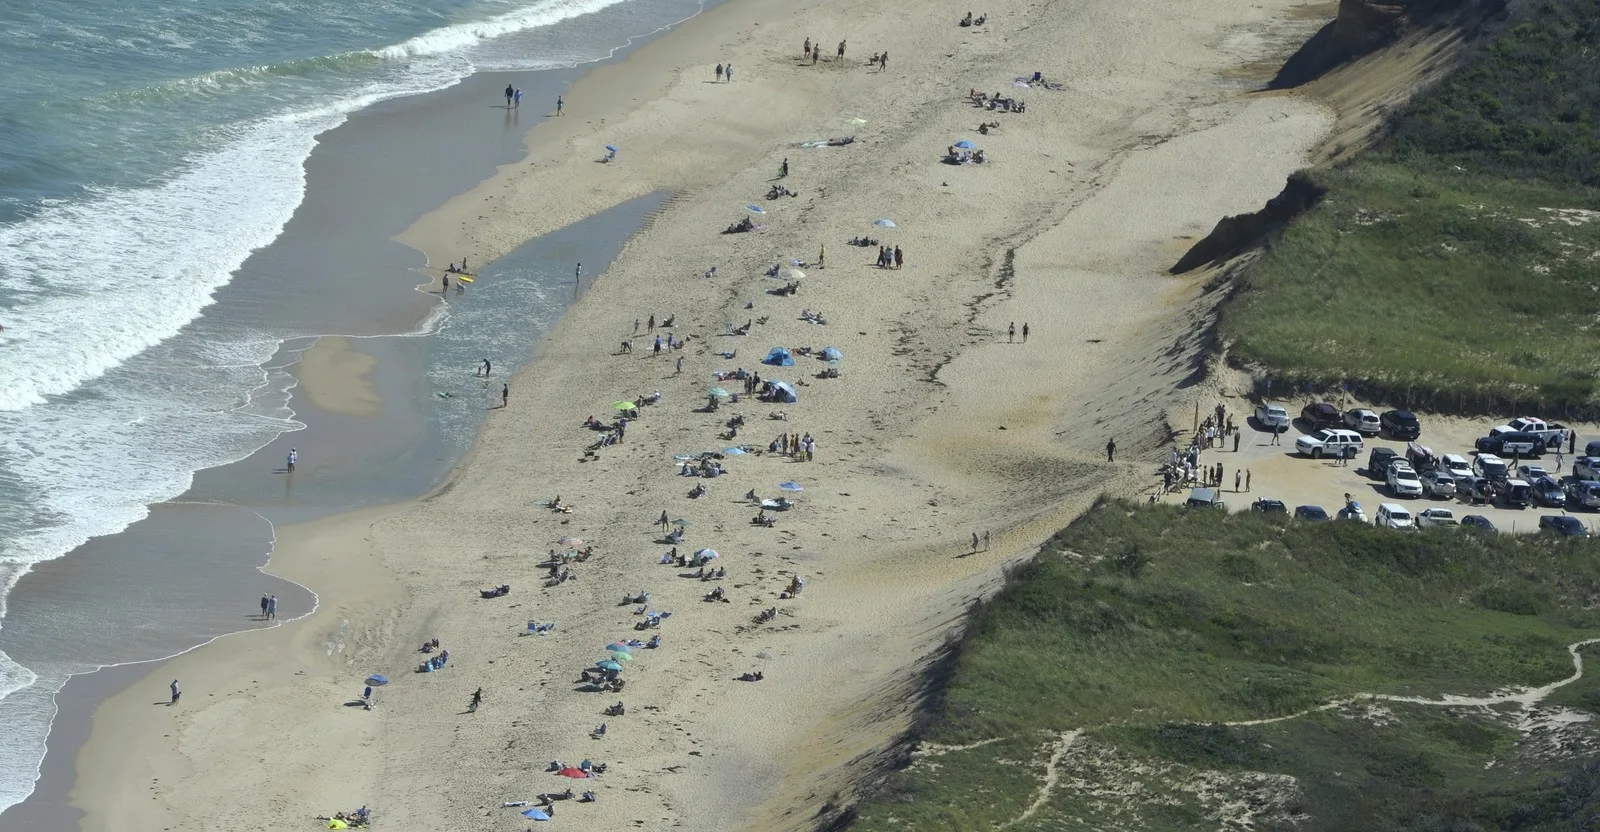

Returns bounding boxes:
[66,0,1340,828]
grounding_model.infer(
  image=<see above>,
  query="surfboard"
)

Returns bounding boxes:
[455,275,475,283]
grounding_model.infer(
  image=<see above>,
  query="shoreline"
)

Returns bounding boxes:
[61,0,1340,828]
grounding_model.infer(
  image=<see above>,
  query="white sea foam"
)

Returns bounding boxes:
[376,0,629,59]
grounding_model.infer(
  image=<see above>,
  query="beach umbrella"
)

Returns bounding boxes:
[820,346,844,361]
[769,380,798,402]
[874,218,896,228]
[747,204,766,214]
[605,144,619,152]
[673,453,695,461]
[557,767,590,778]
[764,347,795,367]
[954,140,977,149]
[672,518,692,527]
[709,386,731,398]
[846,117,868,125]
[606,642,634,653]
[785,267,806,280]
[364,675,389,687]
[723,446,748,455]
[611,401,638,411]
[608,651,635,662]
[559,536,584,546]
[779,481,804,492]
[522,808,552,821]
[696,548,720,560]
[596,660,624,672]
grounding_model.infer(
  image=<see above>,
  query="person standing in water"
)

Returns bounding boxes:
[286,448,297,473]
[501,384,509,409]
[556,95,564,116]
[513,88,523,108]
[504,84,514,107]
[267,595,277,620]
[260,594,270,620]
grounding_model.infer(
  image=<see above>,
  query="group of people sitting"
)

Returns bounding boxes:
[799,309,828,324]
[678,458,725,478]
[737,671,766,682]
[751,509,778,527]
[958,11,988,26]
[704,586,729,602]
[417,641,451,673]
[766,184,797,199]
[945,146,988,164]
[968,89,1026,112]
[545,495,575,513]
[693,565,728,581]
[725,215,759,234]
[781,575,807,598]
[478,584,511,599]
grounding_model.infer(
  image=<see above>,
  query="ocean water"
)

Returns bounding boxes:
[0,0,701,813]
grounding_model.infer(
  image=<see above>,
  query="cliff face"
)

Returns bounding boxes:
[1271,0,1484,87]
[1169,173,1327,274]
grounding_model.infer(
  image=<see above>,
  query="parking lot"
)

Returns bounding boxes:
[1157,402,1600,535]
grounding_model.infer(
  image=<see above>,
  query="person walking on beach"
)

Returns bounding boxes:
[574,261,582,287]
[648,314,656,332]
[1022,323,1029,342]
[653,335,662,356]
[513,89,522,108]
[469,687,482,713]
[1233,431,1240,452]
[286,448,297,473]
[893,246,902,269]
[659,510,670,531]
[1246,469,1252,492]
[780,157,789,178]
[267,595,277,620]
[169,679,181,706]
[837,39,846,60]
[556,95,564,116]
[504,84,514,108]
[1235,470,1241,491]
[442,273,450,294]
[675,356,684,375]
[1106,438,1116,463]
[983,530,990,551]
[501,383,509,408]
[715,63,724,82]
[725,64,733,82]
[803,37,811,58]
[260,594,270,620]
[1008,322,1015,343]
[879,52,889,71]
[971,531,979,552]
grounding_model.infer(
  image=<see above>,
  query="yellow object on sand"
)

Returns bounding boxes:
[328,820,349,829]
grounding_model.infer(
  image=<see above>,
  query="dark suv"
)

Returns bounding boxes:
[1367,447,1398,480]
[1301,402,1341,429]
[1380,409,1421,440]
[1539,515,1589,538]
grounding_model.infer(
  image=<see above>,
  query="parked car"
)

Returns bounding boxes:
[1461,514,1497,532]
[1420,470,1457,498]
[1475,431,1545,457]
[1337,500,1367,522]
[1294,505,1330,522]
[1367,447,1398,480]
[1417,508,1459,529]
[1495,478,1532,508]
[1255,403,1290,431]
[1252,498,1288,514]
[1380,409,1421,440]
[1442,454,1473,481]
[1387,464,1424,498]
[1405,442,1438,472]
[1492,417,1571,450]
[1301,402,1342,429]
[1473,454,1509,483]
[1457,476,1493,505]
[1567,480,1600,511]
[1343,408,1381,435]
[1185,488,1225,509]
[1587,440,1600,458]
[1518,465,1550,482]
[1531,476,1567,508]
[1539,515,1589,538]
[1574,457,1600,481]
[1296,428,1364,459]
[1375,502,1415,529]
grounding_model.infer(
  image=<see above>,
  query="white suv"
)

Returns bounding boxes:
[1256,403,1290,431]
[1387,464,1424,498]
[1375,503,1415,529]
[1295,428,1364,459]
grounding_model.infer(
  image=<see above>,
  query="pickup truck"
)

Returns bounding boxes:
[1491,417,1571,450]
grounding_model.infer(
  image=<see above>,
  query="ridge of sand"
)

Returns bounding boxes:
[69,0,1334,829]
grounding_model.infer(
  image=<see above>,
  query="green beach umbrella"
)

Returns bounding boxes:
[608,651,635,662]
[612,401,638,411]
[709,387,731,398]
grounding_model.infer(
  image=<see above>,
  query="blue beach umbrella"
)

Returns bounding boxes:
[596,660,624,672]
[954,140,977,149]
[364,675,389,687]
[820,346,843,361]
[723,446,748,455]
[769,380,798,402]
[605,144,619,152]
[779,481,804,492]
[874,218,896,228]
[606,642,634,653]
[522,808,551,821]
[747,204,766,214]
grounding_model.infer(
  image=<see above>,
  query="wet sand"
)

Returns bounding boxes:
[63,0,1343,828]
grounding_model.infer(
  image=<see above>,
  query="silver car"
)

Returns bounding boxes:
[1421,470,1456,498]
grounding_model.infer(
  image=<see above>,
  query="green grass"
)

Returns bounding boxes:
[845,502,1600,831]
[1220,0,1600,415]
